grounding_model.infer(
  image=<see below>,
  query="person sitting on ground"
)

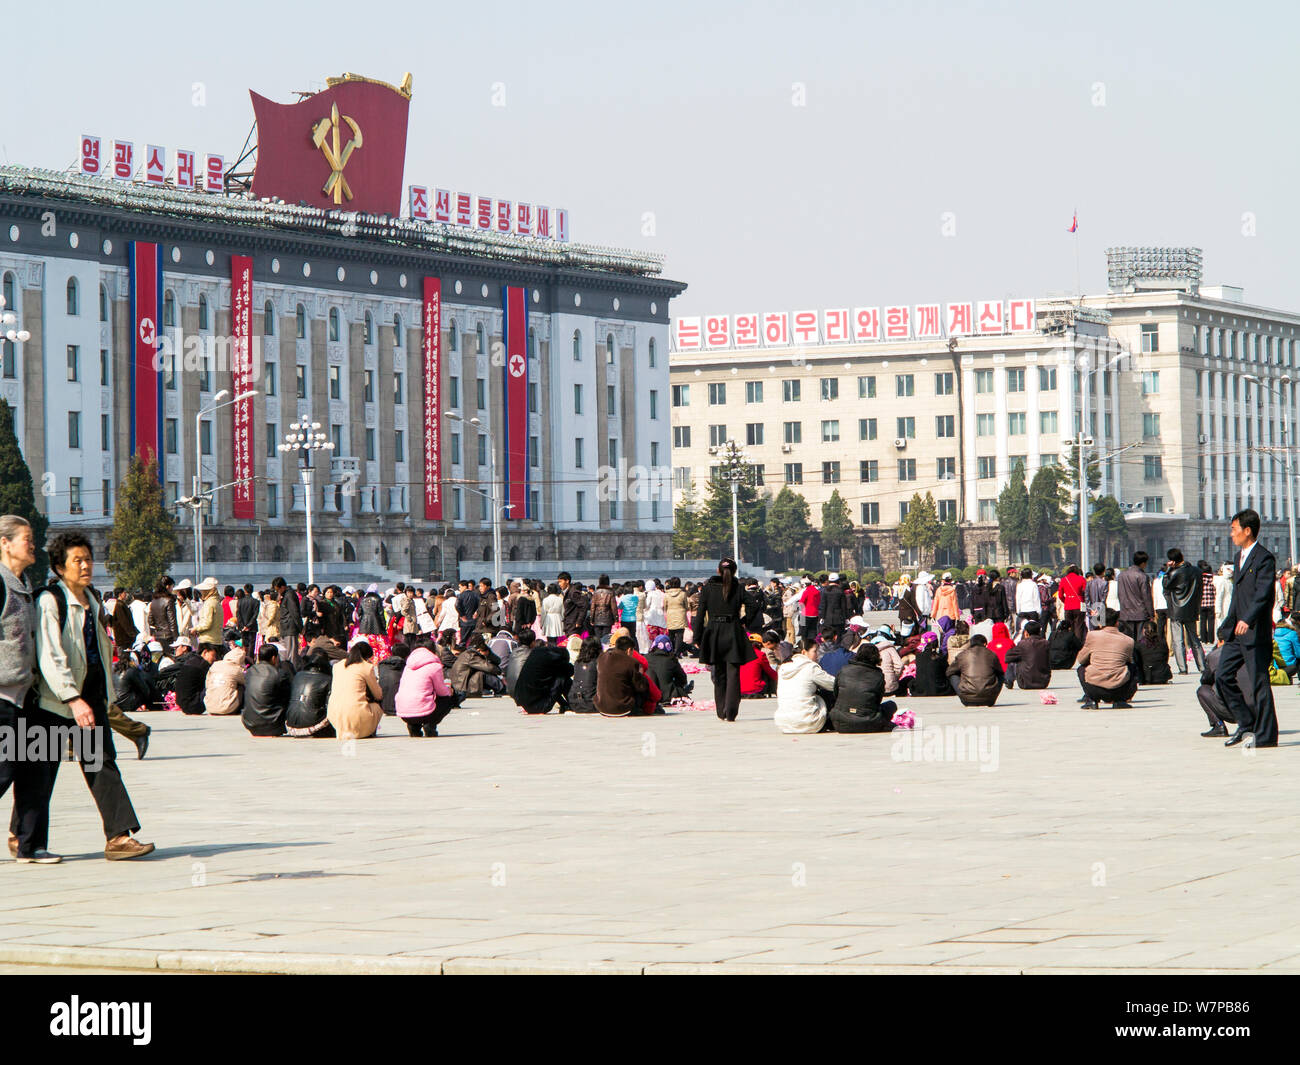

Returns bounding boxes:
[987,622,1014,677]
[908,630,952,696]
[327,640,384,740]
[507,629,576,714]
[760,630,783,670]
[1135,619,1173,685]
[569,637,602,713]
[817,630,858,678]
[435,629,458,671]
[1048,619,1083,670]
[488,628,518,672]
[112,652,156,718]
[1074,608,1138,709]
[1270,634,1293,686]
[566,634,584,665]
[204,645,246,716]
[872,631,905,696]
[774,637,835,733]
[242,644,293,737]
[596,635,653,717]
[449,634,505,697]
[307,631,347,663]
[946,633,1005,707]
[1196,643,1244,738]
[163,639,217,716]
[739,632,779,697]
[646,634,691,704]
[395,635,461,736]
[1273,613,1300,678]
[285,651,334,737]
[946,619,971,657]
[1006,620,1051,690]
[830,642,898,734]
[376,642,409,716]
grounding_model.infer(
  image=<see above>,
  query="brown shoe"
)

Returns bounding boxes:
[104,836,155,861]
[7,834,16,859]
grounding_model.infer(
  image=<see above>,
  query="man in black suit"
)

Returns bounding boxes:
[1215,508,1279,748]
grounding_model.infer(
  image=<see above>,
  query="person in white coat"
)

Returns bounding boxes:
[1213,562,1234,634]
[914,572,934,619]
[541,583,565,644]
[774,637,835,734]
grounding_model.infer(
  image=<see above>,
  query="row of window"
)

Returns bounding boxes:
[686,410,1073,449]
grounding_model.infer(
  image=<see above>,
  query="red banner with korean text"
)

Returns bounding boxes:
[422,277,442,520]
[128,241,162,467]
[501,285,529,519]
[231,255,255,518]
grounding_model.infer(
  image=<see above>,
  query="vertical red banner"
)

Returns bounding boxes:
[231,255,255,519]
[422,277,442,520]
[501,285,529,519]
[128,241,162,466]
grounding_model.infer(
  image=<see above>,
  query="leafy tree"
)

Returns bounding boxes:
[673,483,705,557]
[937,516,962,567]
[996,465,1030,562]
[106,456,177,592]
[820,489,854,571]
[1028,464,1074,566]
[767,486,813,568]
[1089,494,1128,568]
[697,471,767,560]
[0,402,49,584]
[897,491,941,569]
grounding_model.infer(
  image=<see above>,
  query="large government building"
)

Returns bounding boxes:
[0,162,684,581]
[669,248,1299,572]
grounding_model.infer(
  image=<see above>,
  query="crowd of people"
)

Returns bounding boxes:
[0,506,1287,862]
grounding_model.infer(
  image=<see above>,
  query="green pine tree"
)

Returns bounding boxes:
[766,486,813,569]
[996,465,1030,562]
[1028,464,1074,566]
[0,401,49,584]
[820,489,855,571]
[1089,494,1128,568]
[937,516,962,567]
[673,483,704,557]
[897,491,941,569]
[106,456,177,592]
[698,471,766,559]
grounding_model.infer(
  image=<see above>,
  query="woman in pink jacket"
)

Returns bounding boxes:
[394,638,462,736]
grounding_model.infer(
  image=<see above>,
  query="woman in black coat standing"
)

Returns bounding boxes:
[692,558,755,722]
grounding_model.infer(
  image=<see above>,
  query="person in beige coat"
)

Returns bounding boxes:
[257,589,281,642]
[191,577,223,646]
[327,641,384,739]
[204,646,245,715]
[663,579,689,654]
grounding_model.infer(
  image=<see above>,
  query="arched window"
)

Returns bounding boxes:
[393,313,402,347]
[99,284,109,323]
[272,544,285,562]
[163,290,176,328]
[428,545,441,577]
[2,271,14,310]
[364,311,373,345]
[534,546,543,561]
[198,293,209,330]
[66,278,79,316]
[449,319,458,352]
[264,300,275,336]
[482,544,491,562]
[614,544,625,560]
[508,545,519,561]
[527,327,536,358]
[648,337,656,368]
[575,544,586,561]
[379,542,389,567]
[239,545,251,563]
[328,307,340,342]
[207,542,220,562]
[475,322,485,356]
[606,333,615,363]
[456,545,467,562]
[651,546,661,560]
[342,539,356,562]
[572,329,581,361]
[296,304,306,339]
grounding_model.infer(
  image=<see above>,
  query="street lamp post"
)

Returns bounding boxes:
[446,411,504,590]
[708,439,749,562]
[278,422,334,587]
[1245,373,1296,568]
[1072,343,1128,570]
[191,388,259,581]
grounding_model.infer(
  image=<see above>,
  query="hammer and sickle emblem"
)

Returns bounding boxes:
[312,102,363,204]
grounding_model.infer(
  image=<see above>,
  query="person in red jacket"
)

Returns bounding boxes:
[798,578,821,641]
[1057,565,1088,643]
[739,633,779,695]
[610,627,662,714]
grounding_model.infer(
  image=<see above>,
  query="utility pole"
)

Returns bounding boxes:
[709,439,749,562]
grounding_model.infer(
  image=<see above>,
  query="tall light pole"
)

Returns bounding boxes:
[446,410,504,590]
[1244,373,1296,568]
[708,439,749,562]
[1072,342,1128,570]
[192,388,259,581]
[278,422,333,586]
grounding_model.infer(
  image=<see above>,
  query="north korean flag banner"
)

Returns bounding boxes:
[422,277,443,521]
[231,255,256,519]
[501,285,529,520]
[128,241,163,468]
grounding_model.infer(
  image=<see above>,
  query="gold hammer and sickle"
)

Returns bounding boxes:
[312,102,363,204]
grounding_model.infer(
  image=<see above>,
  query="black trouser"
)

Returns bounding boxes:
[711,661,742,721]
[668,628,685,655]
[522,676,573,715]
[1117,619,1142,643]
[591,624,612,646]
[1216,637,1279,745]
[1076,663,1138,705]
[1063,609,1085,643]
[404,693,460,736]
[2,695,59,858]
[1199,607,1216,643]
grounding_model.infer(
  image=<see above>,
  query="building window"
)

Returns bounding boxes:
[673,467,691,491]
[975,369,994,393]
[267,483,278,518]
[784,463,803,485]
[575,438,585,468]
[672,384,689,407]
[650,441,660,467]
[1039,366,1057,391]
[861,501,879,524]
[68,411,80,449]
[296,305,306,338]
[102,478,111,515]
[673,425,691,448]
[264,300,276,336]
[1141,323,1159,352]
[163,290,176,328]
[934,372,954,395]
[477,435,487,466]
[895,374,914,398]
[897,458,916,481]
[860,418,876,441]
[606,334,615,363]
[858,375,876,399]
[66,345,79,381]
[976,413,995,436]
[475,378,486,409]
[822,461,841,484]
[363,370,374,403]
[782,379,801,403]
[66,278,78,316]
[395,315,404,348]
[528,435,539,468]
[330,424,343,453]
[575,491,586,522]
[746,380,763,403]
[329,365,341,400]
[1,342,13,379]
[452,488,462,520]
[708,424,727,447]
[393,430,404,463]
[937,457,956,480]
[1143,413,1161,437]
[100,413,110,451]
[649,390,659,419]
[199,419,212,456]
[1008,412,1026,435]
[296,365,307,399]
[978,499,997,521]
[1006,368,1025,392]
[1040,410,1058,434]
[1144,496,1164,512]
[746,422,764,446]
[821,419,840,443]
[450,433,461,465]
[99,284,109,322]
[938,499,957,522]
[708,382,727,405]
[860,460,878,483]
[607,384,617,414]
[267,424,277,458]
[165,418,178,454]
[571,329,581,361]
[449,376,460,408]
[899,501,910,522]
[1142,371,1160,394]
[897,416,915,439]
[527,381,536,412]
[573,383,583,414]
[647,336,657,367]
[69,477,82,514]
[328,308,340,342]
[1144,455,1163,480]
[1009,454,1027,473]
[365,429,376,462]
[1039,453,1059,468]
[820,377,839,401]
[936,415,955,438]
[977,456,995,479]
[781,421,801,445]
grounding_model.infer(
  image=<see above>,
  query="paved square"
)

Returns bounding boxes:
[2,668,1297,974]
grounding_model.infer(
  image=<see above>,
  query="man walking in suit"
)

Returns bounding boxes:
[1216,508,1279,748]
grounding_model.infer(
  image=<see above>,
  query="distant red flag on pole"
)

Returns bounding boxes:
[1068,210,1078,233]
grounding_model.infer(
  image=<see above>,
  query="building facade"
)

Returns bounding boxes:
[670,253,1300,572]
[0,166,684,580]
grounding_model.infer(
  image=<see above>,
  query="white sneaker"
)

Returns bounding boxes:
[16,850,63,864]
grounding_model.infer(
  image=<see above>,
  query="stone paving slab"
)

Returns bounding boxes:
[1,666,1297,974]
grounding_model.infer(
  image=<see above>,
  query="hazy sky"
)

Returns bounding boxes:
[4,0,1297,316]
